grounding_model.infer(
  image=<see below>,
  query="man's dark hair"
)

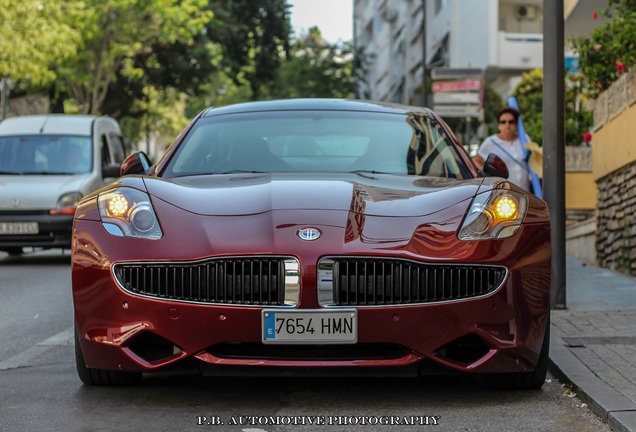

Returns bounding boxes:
[496,106,520,122]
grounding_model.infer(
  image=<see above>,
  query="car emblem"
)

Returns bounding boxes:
[298,227,321,241]
[11,198,20,208]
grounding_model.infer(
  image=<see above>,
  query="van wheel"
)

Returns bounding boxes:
[74,327,142,386]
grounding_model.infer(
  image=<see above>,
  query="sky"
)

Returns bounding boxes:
[287,0,353,44]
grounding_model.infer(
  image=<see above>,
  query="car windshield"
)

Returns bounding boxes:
[163,110,471,179]
[0,135,92,175]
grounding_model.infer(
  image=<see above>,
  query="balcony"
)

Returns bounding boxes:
[496,31,543,70]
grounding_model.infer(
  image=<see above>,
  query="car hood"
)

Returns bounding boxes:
[144,173,483,217]
[0,174,90,210]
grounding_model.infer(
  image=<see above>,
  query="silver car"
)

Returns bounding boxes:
[0,115,126,255]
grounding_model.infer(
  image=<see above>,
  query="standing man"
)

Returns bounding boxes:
[472,107,531,192]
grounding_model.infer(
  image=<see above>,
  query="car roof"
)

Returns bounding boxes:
[0,115,100,136]
[201,98,436,118]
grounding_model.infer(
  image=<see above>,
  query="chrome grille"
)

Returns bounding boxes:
[113,257,299,306]
[318,257,507,306]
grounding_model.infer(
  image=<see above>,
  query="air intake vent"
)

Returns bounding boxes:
[114,256,299,306]
[318,257,506,306]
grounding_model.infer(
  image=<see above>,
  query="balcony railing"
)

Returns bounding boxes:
[496,31,543,70]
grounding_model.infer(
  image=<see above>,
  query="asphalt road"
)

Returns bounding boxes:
[0,250,612,432]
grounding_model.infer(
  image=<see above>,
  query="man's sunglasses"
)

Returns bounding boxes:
[499,119,516,125]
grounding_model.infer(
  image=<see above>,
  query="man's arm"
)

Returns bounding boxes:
[472,154,485,170]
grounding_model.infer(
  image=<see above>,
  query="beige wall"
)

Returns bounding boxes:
[593,102,636,181]
[566,172,597,209]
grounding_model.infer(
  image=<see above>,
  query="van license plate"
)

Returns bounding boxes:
[262,309,357,344]
[0,222,39,235]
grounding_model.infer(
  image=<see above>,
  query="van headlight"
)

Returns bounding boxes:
[50,192,83,215]
[458,190,528,240]
[97,188,163,239]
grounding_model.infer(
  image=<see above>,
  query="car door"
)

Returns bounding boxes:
[97,122,126,185]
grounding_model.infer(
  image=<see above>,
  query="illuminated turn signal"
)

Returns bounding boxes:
[493,196,518,220]
[107,194,129,217]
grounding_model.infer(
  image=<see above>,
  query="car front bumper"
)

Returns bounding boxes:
[0,212,74,250]
[72,216,551,377]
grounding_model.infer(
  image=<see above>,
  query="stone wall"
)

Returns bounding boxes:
[595,160,636,274]
[592,66,636,275]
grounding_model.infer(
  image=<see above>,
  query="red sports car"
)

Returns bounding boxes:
[72,99,551,389]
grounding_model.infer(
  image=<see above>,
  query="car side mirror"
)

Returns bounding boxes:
[102,163,122,179]
[120,151,152,176]
[482,153,509,179]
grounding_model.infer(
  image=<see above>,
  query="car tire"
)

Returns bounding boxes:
[74,327,142,386]
[482,319,550,390]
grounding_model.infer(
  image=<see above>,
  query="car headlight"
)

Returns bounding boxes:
[458,189,528,240]
[97,188,163,239]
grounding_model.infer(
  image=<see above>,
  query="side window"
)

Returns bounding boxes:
[109,133,126,164]
[100,135,111,167]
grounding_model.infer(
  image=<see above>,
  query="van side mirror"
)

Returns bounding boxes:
[481,153,509,179]
[102,163,122,179]
[120,151,152,176]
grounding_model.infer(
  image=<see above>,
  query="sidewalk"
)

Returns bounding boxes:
[550,256,636,432]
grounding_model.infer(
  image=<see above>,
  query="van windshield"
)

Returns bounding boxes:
[0,135,92,175]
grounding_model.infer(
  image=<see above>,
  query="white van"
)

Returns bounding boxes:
[0,115,126,255]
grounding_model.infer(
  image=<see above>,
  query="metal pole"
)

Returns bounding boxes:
[421,0,427,107]
[543,0,566,309]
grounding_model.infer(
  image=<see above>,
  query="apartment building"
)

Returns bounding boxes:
[353,0,602,105]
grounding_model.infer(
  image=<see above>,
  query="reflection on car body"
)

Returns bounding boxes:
[72,99,551,389]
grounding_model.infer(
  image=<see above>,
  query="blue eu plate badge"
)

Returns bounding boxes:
[264,311,276,340]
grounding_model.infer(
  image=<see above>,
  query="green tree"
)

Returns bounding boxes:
[0,0,87,89]
[57,0,212,114]
[105,0,291,144]
[513,69,543,144]
[570,0,636,97]
[482,85,506,136]
[208,0,291,99]
[268,27,353,99]
[105,0,292,112]
[512,68,593,147]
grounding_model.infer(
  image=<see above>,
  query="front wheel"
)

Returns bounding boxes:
[74,327,141,386]
[481,321,550,390]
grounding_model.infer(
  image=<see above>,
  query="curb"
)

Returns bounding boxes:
[549,335,636,432]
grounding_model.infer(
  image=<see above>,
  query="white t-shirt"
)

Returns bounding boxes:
[477,135,531,191]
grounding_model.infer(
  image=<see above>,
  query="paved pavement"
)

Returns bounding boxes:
[550,256,636,432]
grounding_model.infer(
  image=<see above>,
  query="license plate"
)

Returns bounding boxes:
[0,222,39,235]
[262,309,357,344]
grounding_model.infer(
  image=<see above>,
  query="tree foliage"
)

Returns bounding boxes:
[57,0,212,114]
[512,68,593,147]
[208,0,291,99]
[0,0,86,88]
[99,0,293,142]
[570,0,636,97]
[267,27,353,99]
[1,0,357,150]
